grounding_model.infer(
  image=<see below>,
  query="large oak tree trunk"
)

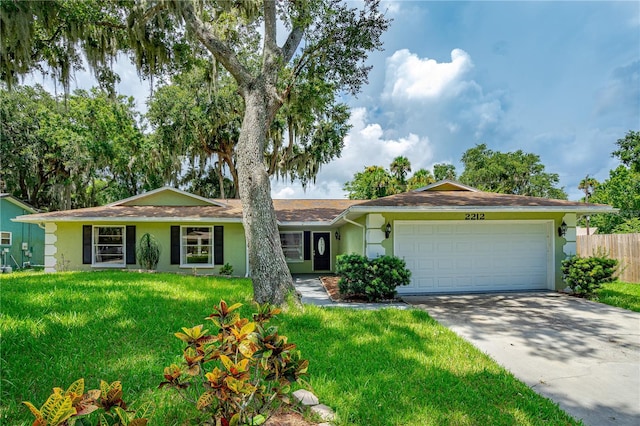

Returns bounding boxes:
[237,87,296,305]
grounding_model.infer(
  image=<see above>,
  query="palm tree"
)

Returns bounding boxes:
[390,156,412,187]
[579,175,599,235]
[578,175,599,202]
[407,168,435,190]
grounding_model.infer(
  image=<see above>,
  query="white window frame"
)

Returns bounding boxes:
[280,231,304,263]
[181,226,214,268]
[92,226,126,267]
[0,231,11,245]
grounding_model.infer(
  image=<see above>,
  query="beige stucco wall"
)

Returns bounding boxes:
[53,221,247,275]
[337,219,365,257]
[122,191,213,206]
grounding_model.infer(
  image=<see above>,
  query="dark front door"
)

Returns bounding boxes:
[313,232,331,271]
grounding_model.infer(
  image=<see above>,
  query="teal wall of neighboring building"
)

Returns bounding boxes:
[0,197,45,269]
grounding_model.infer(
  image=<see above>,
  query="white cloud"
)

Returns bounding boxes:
[383,48,473,101]
[271,107,434,199]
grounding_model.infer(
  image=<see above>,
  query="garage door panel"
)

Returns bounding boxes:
[396,221,550,294]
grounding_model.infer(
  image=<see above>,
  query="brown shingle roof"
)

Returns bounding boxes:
[15,188,613,224]
[17,205,243,221]
[356,190,611,209]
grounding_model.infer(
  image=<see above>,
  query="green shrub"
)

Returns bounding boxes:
[219,262,234,276]
[562,254,618,297]
[335,253,370,296]
[136,233,161,270]
[336,254,411,301]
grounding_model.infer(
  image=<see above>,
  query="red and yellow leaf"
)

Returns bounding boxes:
[65,378,84,398]
[22,401,41,419]
[196,391,216,410]
[220,354,233,372]
[40,392,75,425]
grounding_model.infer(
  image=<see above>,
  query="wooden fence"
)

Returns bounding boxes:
[576,233,640,283]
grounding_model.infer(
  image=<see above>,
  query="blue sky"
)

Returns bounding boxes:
[25,1,640,201]
[272,0,640,201]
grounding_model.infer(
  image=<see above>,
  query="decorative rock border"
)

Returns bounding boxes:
[292,389,336,425]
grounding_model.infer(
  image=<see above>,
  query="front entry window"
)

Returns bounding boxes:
[280,232,303,262]
[93,226,125,266]
[182,226,213,266]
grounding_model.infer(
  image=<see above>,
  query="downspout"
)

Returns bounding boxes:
[343,218,366,256]
[245,243,250,277]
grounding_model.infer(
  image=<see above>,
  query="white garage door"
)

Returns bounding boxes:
[395,221,551,294]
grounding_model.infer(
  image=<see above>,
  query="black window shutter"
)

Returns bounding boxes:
[82,225,92,264]
[126,226,136,265]
[303,231,311,261]
[214,226,224,265]
[170,226,180,265]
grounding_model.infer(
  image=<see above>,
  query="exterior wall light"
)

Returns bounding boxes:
[385,223,392,239]
[335,231,341,240]
[558,221,568,237]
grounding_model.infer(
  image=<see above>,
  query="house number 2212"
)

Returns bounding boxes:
[465,213,485,220]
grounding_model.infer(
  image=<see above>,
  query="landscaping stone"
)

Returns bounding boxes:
[310,404,336,422]
[292,389,319,406]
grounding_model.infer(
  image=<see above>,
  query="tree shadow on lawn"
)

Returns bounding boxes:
[280,306,579,426]
[0,271,255,424]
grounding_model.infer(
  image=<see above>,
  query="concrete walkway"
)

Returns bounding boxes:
[405,292,640,426]
[292,275,408,310]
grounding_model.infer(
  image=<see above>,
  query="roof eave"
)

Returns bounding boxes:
[13,216,244,224]
[108,186,228,208]
[343,205,618,215]
[2,196,38,213]
[277,221,335,227]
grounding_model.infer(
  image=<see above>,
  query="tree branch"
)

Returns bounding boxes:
[281,26,304,64]
[179,1,252,88]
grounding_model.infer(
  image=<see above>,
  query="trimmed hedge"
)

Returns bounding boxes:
[561,254,618,297]
[336,254,411,301]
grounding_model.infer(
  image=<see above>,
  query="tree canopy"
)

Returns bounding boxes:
[586,131,640,234]
[459,144,567,199]
[344,146,566,200]
[344,157,439,199]
[612,130,640,173]
[433,163,457,181]
[1,0,390,305]
[0,85,152,210]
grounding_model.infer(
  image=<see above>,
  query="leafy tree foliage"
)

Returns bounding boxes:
[588,165,640,233]
[406,168,435,191]
[345,159,437,198]
[433,163,456,181]
[0,85,151,210]
[390,156,411,187]
[344,166,394,199]
[459,144,567,199]
[612,130,640,173]
[146,66,243,198]
[146,60,350,199]
[1,0,389,305]
[584,131,640,234]
[578,175,599,202]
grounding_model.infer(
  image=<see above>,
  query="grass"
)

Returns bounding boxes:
[592,281,640,312]
[1,271,580,425]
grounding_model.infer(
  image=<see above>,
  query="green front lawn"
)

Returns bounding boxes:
[1,271,579,425]
[593,281,640,312]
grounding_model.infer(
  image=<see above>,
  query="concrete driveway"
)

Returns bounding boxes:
[404,292,640,426]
